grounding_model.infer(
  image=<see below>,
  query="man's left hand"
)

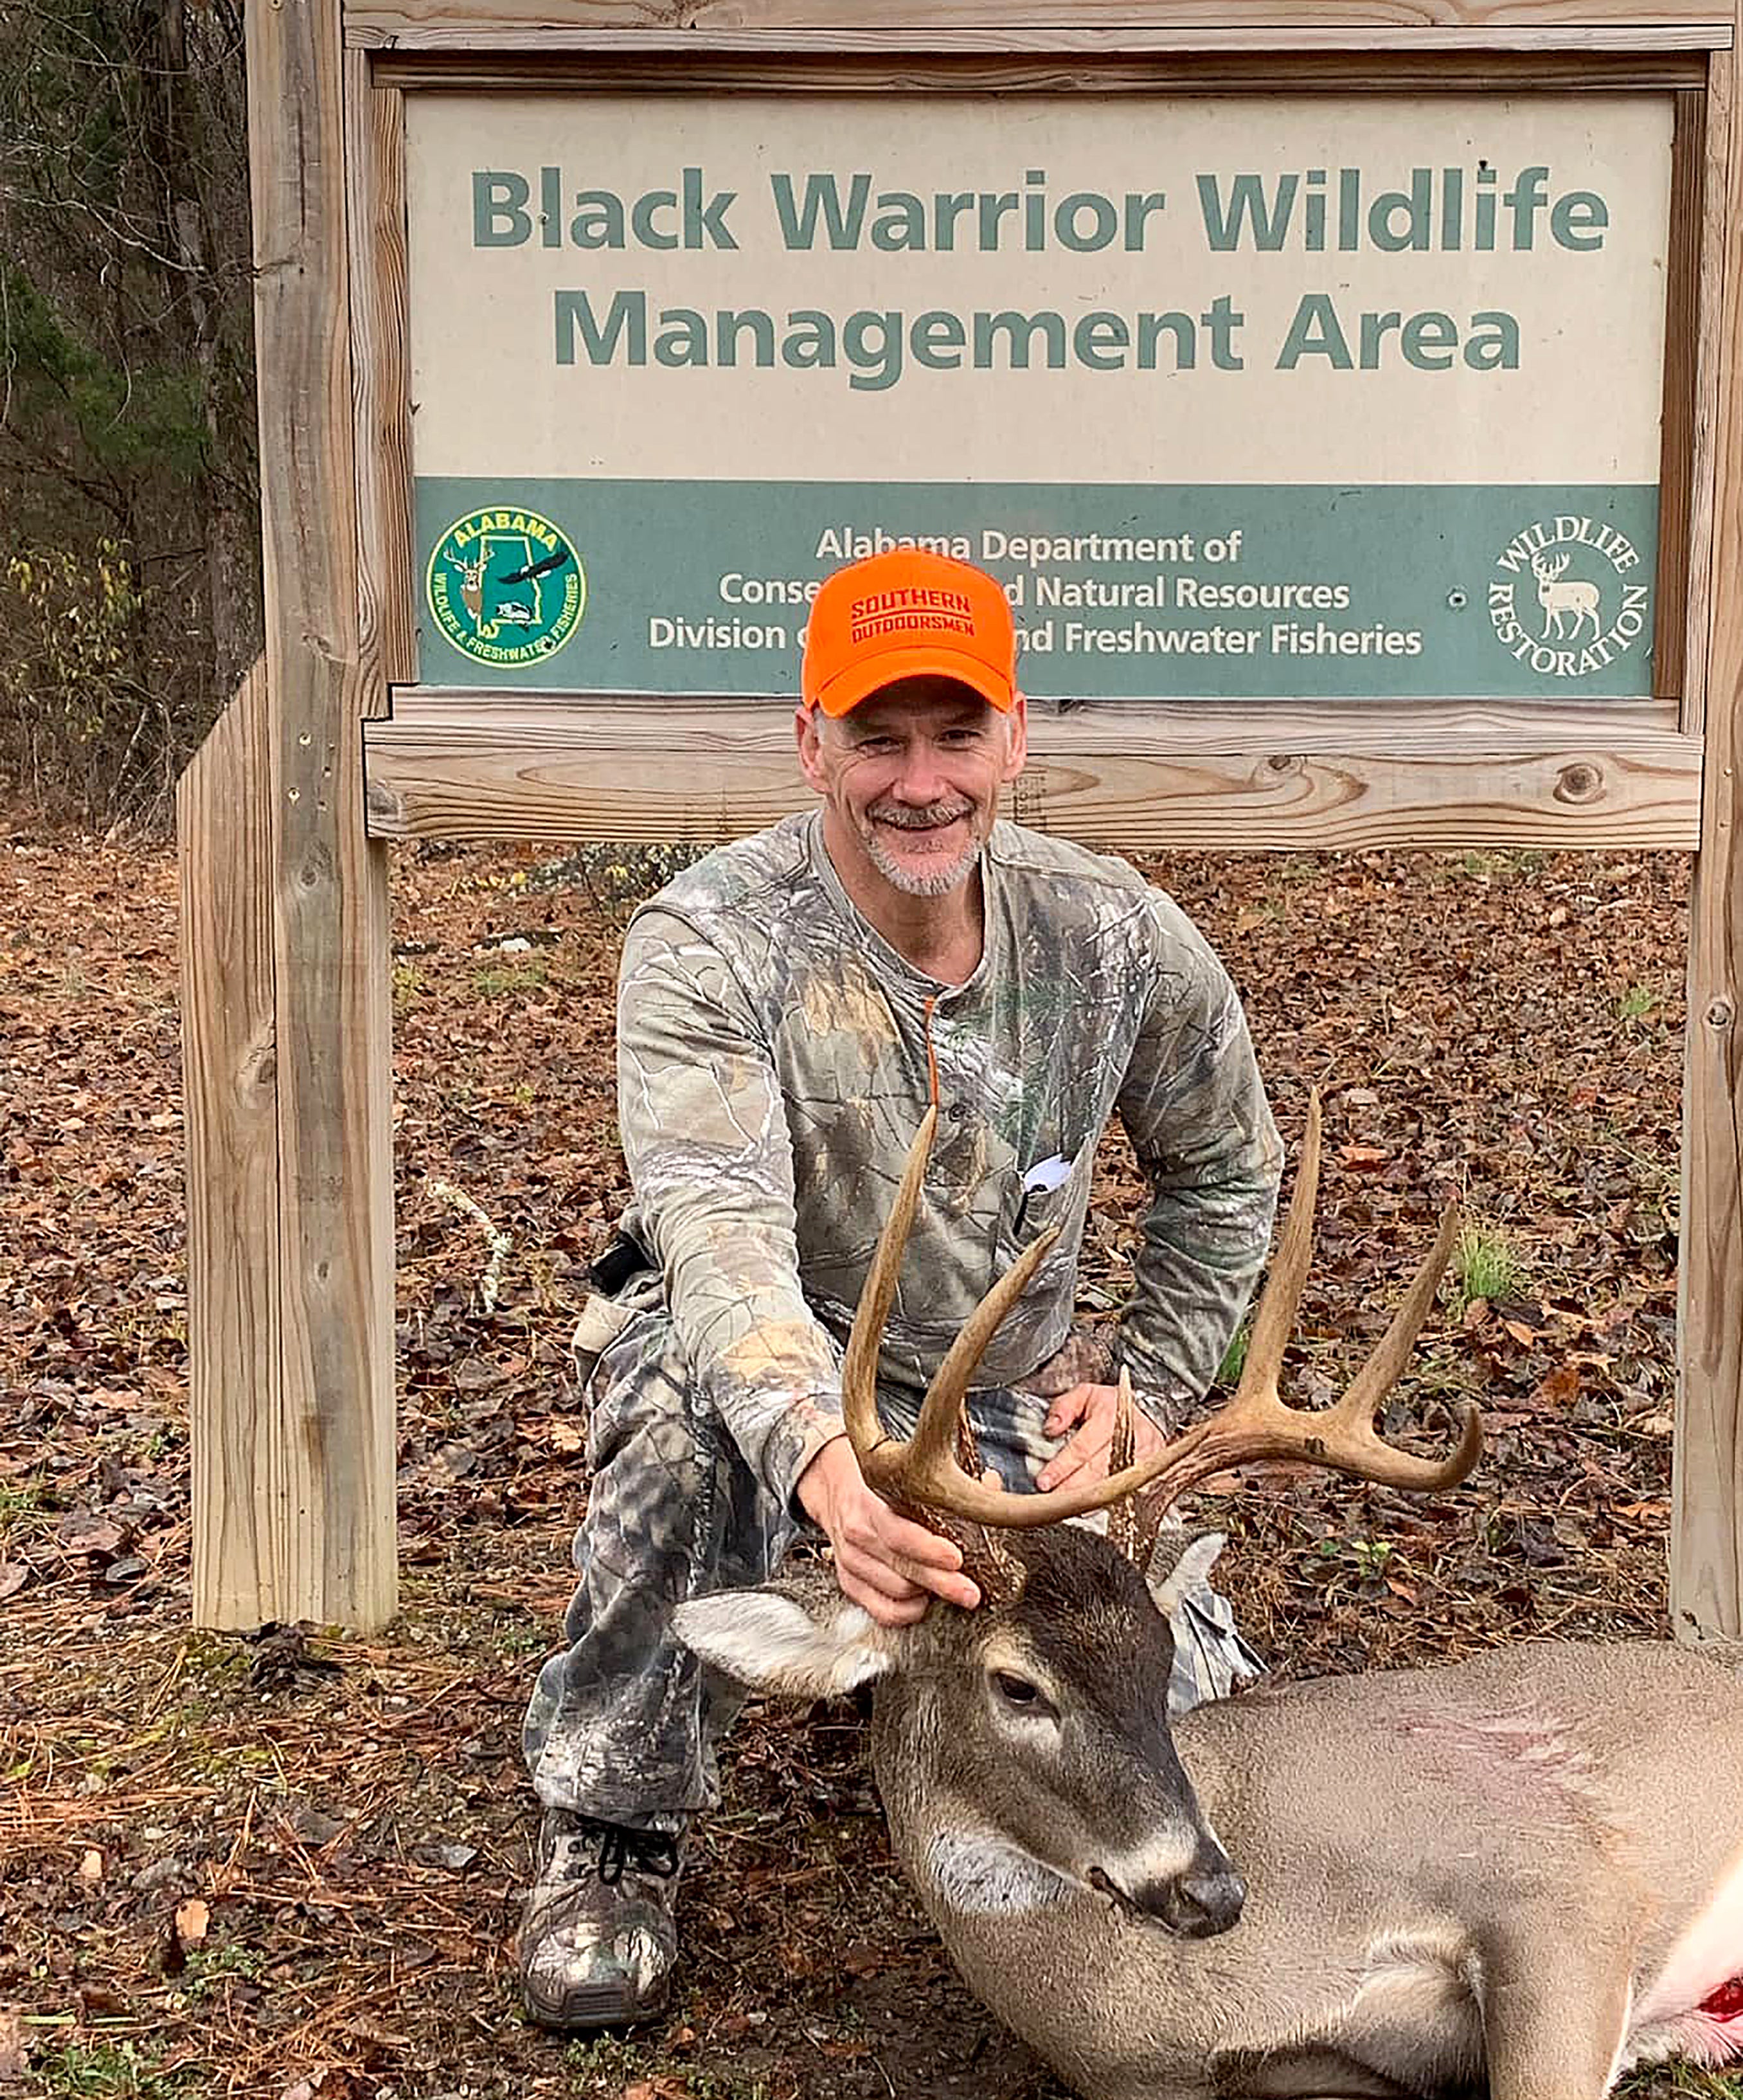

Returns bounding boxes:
[1034,1382,1166,1493]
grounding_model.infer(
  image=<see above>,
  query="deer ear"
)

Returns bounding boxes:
[1146,1530,1229,1618]
[672,1583,900,1700]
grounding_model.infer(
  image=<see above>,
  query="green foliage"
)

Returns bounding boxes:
[1347,1536,1393,1579]
[0,265,211,485]
[0,0,260,823]
[1313,1532,1396,1583]
[33,2038,197,2098]
[3,541,146,704]
[535,842,711,920]
[563,2033,648,2085]
[1618,982,1660,1023]
[1451,1221,1527,1309]
[0,537,175,824]
[1215,1320,1251,1387]
[562,2034,773,2100]
[470,955,551,1000]
[1618,2068,1743,2099]
[0,1473,48,1545]
[179,1940,267,2003]
[1456,848,1546,881]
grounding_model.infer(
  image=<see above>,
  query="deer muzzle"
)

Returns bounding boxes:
[1094,1838,1247,1939]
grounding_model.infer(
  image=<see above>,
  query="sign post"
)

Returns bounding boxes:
[183,7,1741,1647]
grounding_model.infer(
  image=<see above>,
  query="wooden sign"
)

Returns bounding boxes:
[178,7,1743,1669]
[406,93,1671,701]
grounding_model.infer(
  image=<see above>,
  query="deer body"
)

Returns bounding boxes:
[449,550,488,627]
[1532,552,1603,640]
[878,1621,1743,2099]
[683,1540,1743,2100]
[672,1096,1743,2099]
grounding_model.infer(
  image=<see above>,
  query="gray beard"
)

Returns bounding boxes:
[859,798,983,897]
[863,825,983,898]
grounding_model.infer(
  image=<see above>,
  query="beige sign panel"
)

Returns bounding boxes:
[406,92,1671,487]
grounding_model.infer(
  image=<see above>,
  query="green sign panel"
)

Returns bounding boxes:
[415,478,1655,697]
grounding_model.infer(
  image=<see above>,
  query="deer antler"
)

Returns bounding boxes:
[843,1096,1481,1532]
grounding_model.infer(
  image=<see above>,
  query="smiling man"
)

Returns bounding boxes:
[517,548,1282,2031]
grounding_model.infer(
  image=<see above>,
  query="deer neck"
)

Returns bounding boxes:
[871,1678,1068,1914]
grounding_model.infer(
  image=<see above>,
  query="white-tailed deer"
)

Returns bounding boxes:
[676,1102,1743,2099]
[1533,550,1603,641]
[448,548,488,629]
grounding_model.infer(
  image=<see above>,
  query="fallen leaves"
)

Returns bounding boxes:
[1337,1143,1391,1171]
[161,1896,211,1975]
[0,2011,25,2086]
[279,2069,368,2100]
[0,831,1698,2100]
[1532,1362,1583,1410]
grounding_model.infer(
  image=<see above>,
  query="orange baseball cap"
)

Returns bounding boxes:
[801,549,1017,717]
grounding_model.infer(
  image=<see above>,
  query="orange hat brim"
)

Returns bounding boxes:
[811,643,1016,719]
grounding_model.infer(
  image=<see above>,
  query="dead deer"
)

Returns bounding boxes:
[675,1100,1743,2099]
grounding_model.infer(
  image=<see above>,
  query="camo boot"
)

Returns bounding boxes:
[518,1809,683,2030]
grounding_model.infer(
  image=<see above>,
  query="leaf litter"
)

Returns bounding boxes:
[0,821,1728,2098]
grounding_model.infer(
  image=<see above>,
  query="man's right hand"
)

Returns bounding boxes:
[796,1437,981,1626]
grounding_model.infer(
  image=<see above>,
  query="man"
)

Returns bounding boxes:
[518,548,1281,2030]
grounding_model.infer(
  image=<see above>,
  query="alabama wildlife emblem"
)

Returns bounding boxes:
[427,507,586,666]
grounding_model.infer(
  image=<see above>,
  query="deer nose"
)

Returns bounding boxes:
[1143,1846,1246,1939]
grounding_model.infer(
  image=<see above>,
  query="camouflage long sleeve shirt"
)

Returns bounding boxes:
[615,812,1282,1509]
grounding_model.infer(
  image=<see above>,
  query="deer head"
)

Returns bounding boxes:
[448,550,488,623]
[674,1096,1480,1939]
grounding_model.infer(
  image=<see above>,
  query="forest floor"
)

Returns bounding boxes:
[3,820,1734,2100]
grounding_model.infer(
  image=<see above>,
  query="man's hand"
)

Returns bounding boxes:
[797,1437,980,1626]
[1034,1382,1166,1493]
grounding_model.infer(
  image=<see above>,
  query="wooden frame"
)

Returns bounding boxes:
[181,6,1743,1649]
[180,0,396,1631]
[362,694,1704,850]
[1677,40,1742,1655]
[348,12,1739,48]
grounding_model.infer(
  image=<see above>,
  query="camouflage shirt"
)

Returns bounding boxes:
[616,812,1281,1507]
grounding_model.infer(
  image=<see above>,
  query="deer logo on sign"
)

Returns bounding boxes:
[1487,514,1650,682]
[1531,552,1603,641]
[426,505,587,668]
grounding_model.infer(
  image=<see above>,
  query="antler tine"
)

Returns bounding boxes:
[853,1091,1480,1532]
[861,1223,1061,1502]
[1231,1090,1324,1406]
[841,1108,939,1466]
[1315,1197,1483,1490]
[1106,1372,1141,1563]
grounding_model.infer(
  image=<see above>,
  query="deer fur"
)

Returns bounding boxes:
[676,1533,1743,2100]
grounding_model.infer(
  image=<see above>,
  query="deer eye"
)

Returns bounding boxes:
[992,1670,1048,1712]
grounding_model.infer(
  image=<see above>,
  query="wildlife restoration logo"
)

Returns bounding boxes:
[427,507,585,666]
[1486,514,1649,680]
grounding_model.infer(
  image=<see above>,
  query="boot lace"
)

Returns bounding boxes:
[594,1822,679,1889]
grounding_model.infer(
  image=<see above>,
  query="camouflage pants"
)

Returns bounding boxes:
[523,1280,1260,1834]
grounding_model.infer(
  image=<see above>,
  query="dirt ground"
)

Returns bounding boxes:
[2,820,1735,2099]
